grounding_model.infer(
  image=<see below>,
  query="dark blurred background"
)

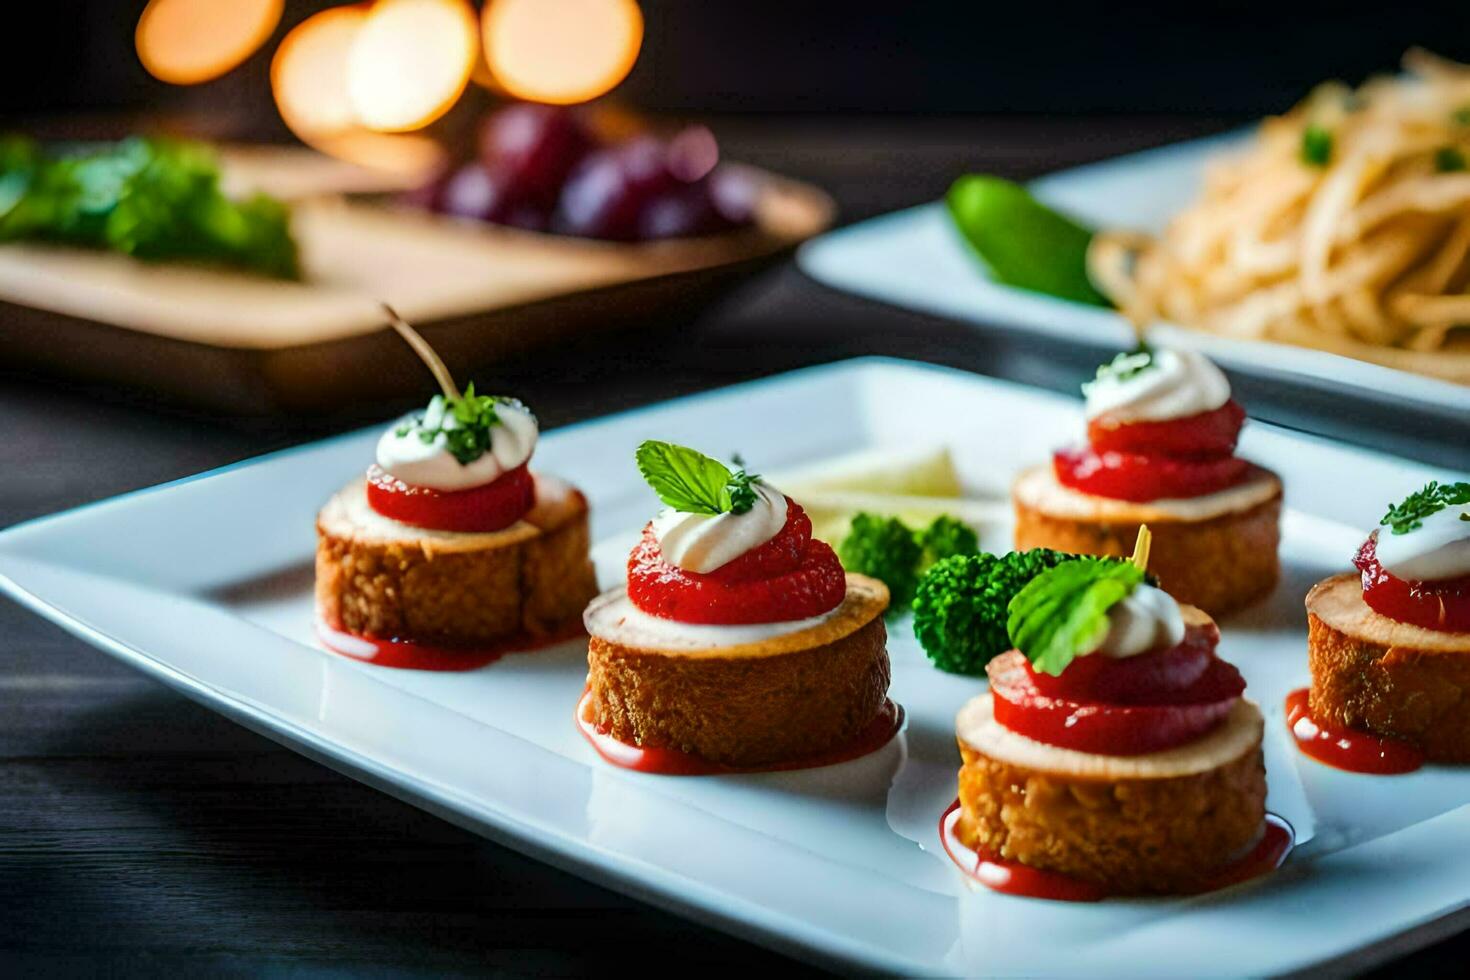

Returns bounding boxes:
[4,4,1470,978]
[5,0,1468,122]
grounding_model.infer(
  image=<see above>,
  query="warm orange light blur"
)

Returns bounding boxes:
[136,0,283,85]
[482,0,643,105]
[307,130,448,177]
[347,0,479,133]
[272,4,369,137]
[272,5,444,177]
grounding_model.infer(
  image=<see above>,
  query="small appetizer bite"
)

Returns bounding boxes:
[580,441,898,771]
[1297,481,1470,770]
[315,309,597,665]
[949,530,1284,897]
[1013,346,1282,616]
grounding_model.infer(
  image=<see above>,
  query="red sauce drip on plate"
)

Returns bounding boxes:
[1055,399,1250,501]
[1353,535,1470,633]
[316,618,584,672]
[939,800,1293,901]
[1284,687,1425,775]
[625,499,846,625]
[987,623,1245,756]
[575,689,903,775]
[366,462,535,533]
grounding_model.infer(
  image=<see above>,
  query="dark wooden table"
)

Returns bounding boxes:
[2,115,1465,976]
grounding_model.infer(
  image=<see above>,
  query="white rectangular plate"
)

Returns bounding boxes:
[797,133,1470,416]
[3,358,1469,977]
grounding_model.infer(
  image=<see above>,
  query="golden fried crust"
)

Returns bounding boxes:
[315,475,598,645]
[956,714,1266,895]
[1012,470,1282,617]
[585,603,891,767]
[1308,572,1470,762]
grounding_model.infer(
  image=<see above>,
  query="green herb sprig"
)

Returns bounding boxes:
[1435,146,1467,173]
[0,135,298,278]
[383,305,526,467]
[1302,125,1334,167]
[635,441,760,516]
[1005,526,1152,676]
[396,385,511,465]
[1380,481,1470,535]
[1083,345,1154,396]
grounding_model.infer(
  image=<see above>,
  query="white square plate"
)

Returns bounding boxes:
[3,358,1469,977]
[797,133,1470,417]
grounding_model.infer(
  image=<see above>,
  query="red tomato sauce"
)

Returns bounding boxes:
[940,800,1293,901]
[316,618,584,672]
[1284,687,1425,775]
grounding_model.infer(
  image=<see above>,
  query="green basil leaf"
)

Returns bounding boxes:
[1006,558,1145,676]
[635,441,738,515]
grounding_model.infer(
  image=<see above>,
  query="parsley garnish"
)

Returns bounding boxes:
[1083,345,1154,396]
[397,384,518,465]
[1380,481,1470,535]
[635,441,760,516]
[0,135,298,278]
[1435,146,1467,173]
[1302,125,1333,167]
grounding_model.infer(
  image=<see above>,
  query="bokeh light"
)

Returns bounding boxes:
[346,0,479,133]
[272,4,367,137]
[272,4,444,177]
[482,0,643,105]
[136,0,283,85]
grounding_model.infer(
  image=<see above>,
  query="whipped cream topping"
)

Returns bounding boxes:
[1375,507,1470,582]
[375,398,538,491]
[1084,348,1231,424]
[1088,583,1186,658]
[650,482,787,574]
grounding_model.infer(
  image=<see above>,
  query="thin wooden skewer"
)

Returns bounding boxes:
[381,303,461,402]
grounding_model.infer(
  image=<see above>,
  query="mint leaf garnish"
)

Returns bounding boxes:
[1381,481,1470,535]
[635,441,759,516]
[1005,558,1145,676]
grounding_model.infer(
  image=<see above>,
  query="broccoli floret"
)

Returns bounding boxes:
[912,548,1073,675]
[918,515,979,565]
[838,513,923,611]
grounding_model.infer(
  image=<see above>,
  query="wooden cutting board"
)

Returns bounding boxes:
[0,151,833,414]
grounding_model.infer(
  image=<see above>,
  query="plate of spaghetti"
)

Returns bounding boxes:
[800,49,1470,411]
